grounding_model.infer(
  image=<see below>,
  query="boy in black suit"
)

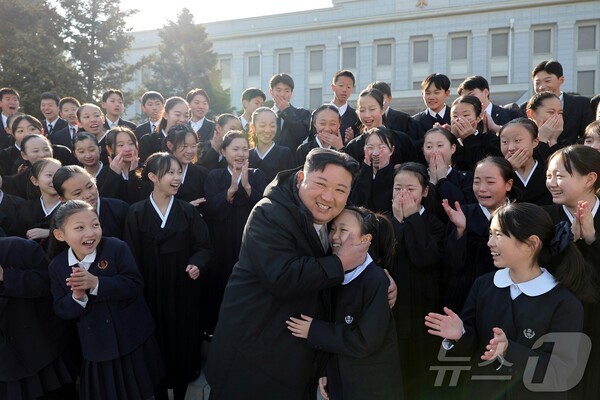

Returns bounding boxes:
[330,70,359,144]
[186,88,216,142]
[239,88,265,132]
[458,76,522,133]
[528,60,594,145]
[0,88,20,150]
[134,91,164,140]
[410,73,451,149]
[368,80,412,134]
[39,92,67,137]
[269,73,311,152]
[51,97,81,149]
[101,89,136,131]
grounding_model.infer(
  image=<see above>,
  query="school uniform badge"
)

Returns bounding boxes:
[345,315,353,324]
[523,328,535,339]
[98,260,109,270]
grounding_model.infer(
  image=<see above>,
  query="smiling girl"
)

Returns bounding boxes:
[140,96,189,163]
[77,104,110,165]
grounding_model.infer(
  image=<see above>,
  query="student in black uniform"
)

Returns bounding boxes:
[409,73,451,150]
[248,107,294,183]
[139,96,189,163]
[53,165,130,239]
[52,97,81,150]
[186,88,215,143]
[0,87,20,150]
[390,162,445,399]
[583,120,600,151]
[330,70,359,144]
[544,145,600,398]
[4,134,54,199]
[296,104,344,167]
[368,80,412,134]
[197,113,242,171]
[134,91,164,140]
[123,153,212,400]
[526,91,564,160]
[103,127,142,204]
[450,95,502,172]
[423,127,476,223]
[164,124,209,212]
[499,118,552,205]
[0,113,30,175]
[239,88,265,133]
[203,131,267,334]
[101,89,136,131]
[49,200,164,400]
[72,132,109,192]
[345,88,417,167]
[349,126,396,213]
[426,202,593,400]
[287,206,402,400]
[442,156,516,312]
[0,237,79,400]
[0,166,24,237]
[40,92,67,138]
[16,158,61,248]
[77,104,110,165]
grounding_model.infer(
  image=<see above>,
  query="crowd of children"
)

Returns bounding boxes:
[0,58,598,400]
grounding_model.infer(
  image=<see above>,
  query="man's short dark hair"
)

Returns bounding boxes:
[368,81,392,97]
[40,92,60,106]
[333,70,356,86]
[59,97,81,109]
[186,88,210,105]
[457,76,490,96]
[102,89,124,102]
[270,73,295,91]
[532,60,563,78]
[303,148,359,180]
[421,73,451,91]
[0,88,20,101]
[242,88,266,103]
[141,91,164,105]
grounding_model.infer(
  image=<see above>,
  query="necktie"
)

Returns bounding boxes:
[275,114,282,142]
[319,225,328,252]
[151,124,155,133]
[71,127,76,137]
[435,114,442,124]
[47,123,53,134]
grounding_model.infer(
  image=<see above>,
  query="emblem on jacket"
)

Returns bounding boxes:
[345,315,353,324]
[523,328,535,339]
[98,260,109,270]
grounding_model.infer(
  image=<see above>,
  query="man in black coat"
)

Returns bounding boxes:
[206,149,388,399]
[270,74,311,152]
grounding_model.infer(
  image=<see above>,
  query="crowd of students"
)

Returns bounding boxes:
[0,57,599,400]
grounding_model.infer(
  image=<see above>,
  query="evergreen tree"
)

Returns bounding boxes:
[60,0,137,102]
[0,0,84,115]
[148,8,231,115]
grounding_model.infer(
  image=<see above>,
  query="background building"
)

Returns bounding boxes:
[124,0,600,118]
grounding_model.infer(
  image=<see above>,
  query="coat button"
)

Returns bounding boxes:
[106,319,110,323]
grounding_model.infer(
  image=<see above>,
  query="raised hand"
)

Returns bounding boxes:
[392,189,404,223]
[401,190,420,218]
[505,147,530,171]
[442,199,466,238]
[425,306,464,340]
[577,200,596,245]
[481,327,509,362]
[286,314,313,339]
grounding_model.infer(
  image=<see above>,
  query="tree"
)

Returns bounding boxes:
[0,0,85,115]
[60,0,137,102]
[147,8,231,115]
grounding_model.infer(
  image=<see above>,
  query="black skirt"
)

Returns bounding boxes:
[80,335,165,400]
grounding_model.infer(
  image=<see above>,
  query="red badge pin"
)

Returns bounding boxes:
[98,260,109,270]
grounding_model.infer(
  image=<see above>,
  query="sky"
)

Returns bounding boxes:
[122,0,333,32]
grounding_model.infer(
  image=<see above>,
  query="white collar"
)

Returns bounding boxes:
[0,190,4,204]
[40,197,61,217]
[331,101,348,116]
[1,114,7,127]
[515,160,539,187]
[343,253,373,285]
[478,198,510,221]
[106,117,119,128]
[427,105,447,119]
[149,193,174,228]
[256,142,275,159]
[227,166,242,184]
[93,162,103,179]
[68,247,97,268]
[493,267,557,299]
[181,163,189,184]
[96,130,109,144]
[562,197,600,223]
[484,102,493,116]
[46,117,60,125]
[240,115,249,129]
[191,117,205,131]
[315,136,331,149]
[96,196,101,216]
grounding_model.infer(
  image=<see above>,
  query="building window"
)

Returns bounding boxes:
[342,46,357,69]
[578,25,597,50]
[533,28,552,54]
[491,32,509,57]
[309,49,323,72]
[490,76,508,85]
[219,58,231,80]
[577,71,595,96]
[309,88,323,110]
[248,55,260,77]
[376,43,392,66]
[278,52,291,74]
[450,36,468,61]
[413,39,429,63]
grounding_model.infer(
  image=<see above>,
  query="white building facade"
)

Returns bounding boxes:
[125,0,600,116]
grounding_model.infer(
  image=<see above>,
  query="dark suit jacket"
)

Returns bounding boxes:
[103,118,136,132]
[44,118,68,138]
[194,119,216,143]
[139,132,165,163]
[0,192,24,236]
[340,105,359,144]
[409,108,451,149]
[275,105,311,152]
[386,107,412,134]
[562,93,594,145]
[489,103,514,126]
[0,120,13,151]
[134,121,155,141]
[48,237,155,362]
[51,126,78,149]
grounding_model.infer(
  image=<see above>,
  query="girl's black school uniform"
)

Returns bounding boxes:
[349,162,394,213]
[307,261,403,400]
[98,197,130,239]
[449,270,584,400]
[443,203,495,313]
[542,201,600,399]
[295,139,321,167]
[138,132,164,164]
[3,168,36,200]
[512,162,553,206]
[15,198,59,249]
[176,163,210,215]
[345,130,418,167]
[92,163,109,194]
[391,210,445,399]
[452,131,502,172]
[0,237,79,400]
[98,168,144,205]
[433,168,476,224]
[48,237,163,400]
[249,144,295,184]
[123,197,212,389]
[0,145,21,175]
[0,191,24,237]
[203,167,267,333]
